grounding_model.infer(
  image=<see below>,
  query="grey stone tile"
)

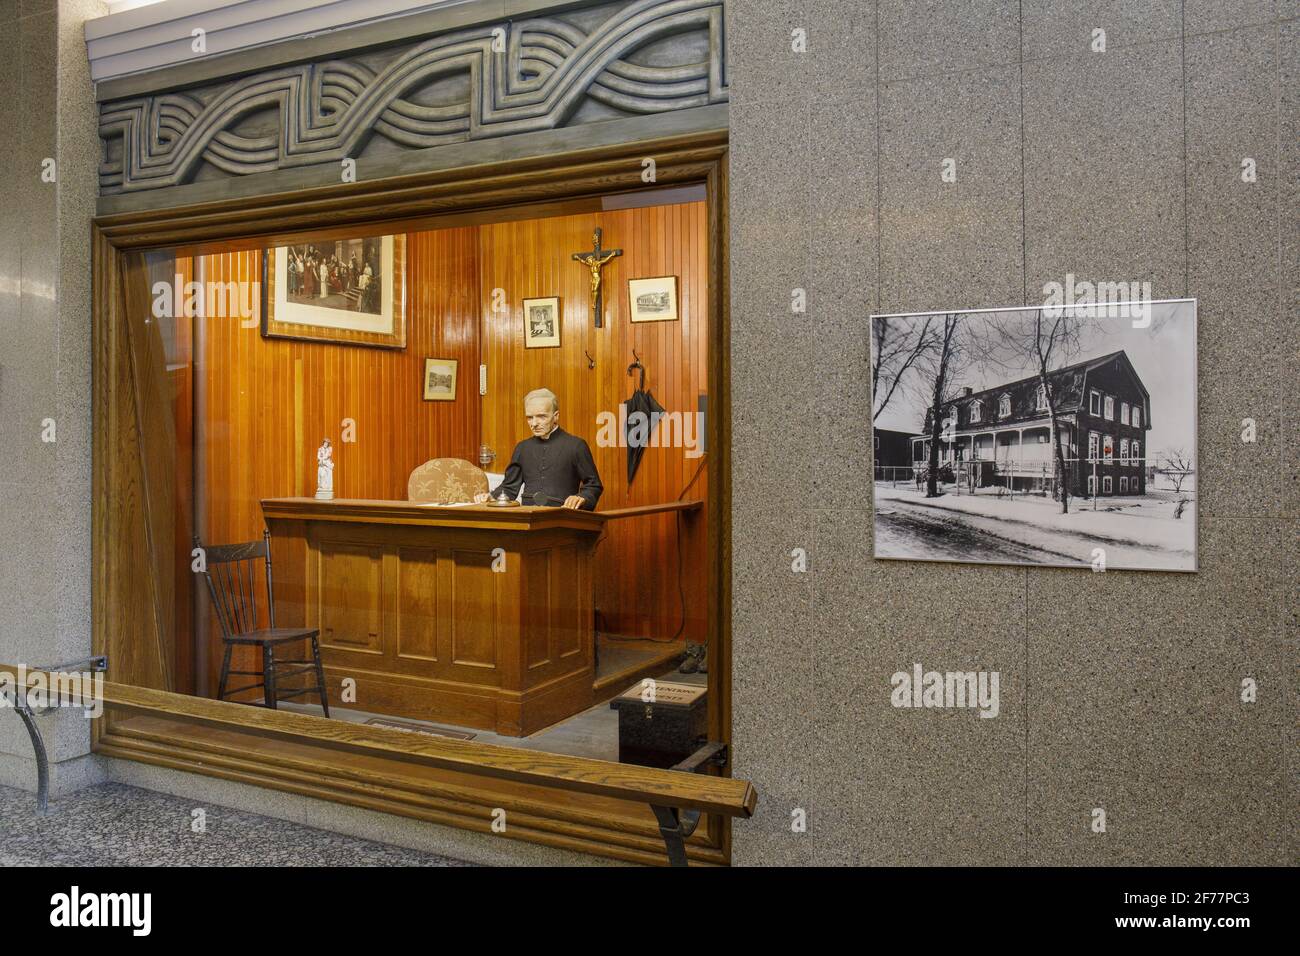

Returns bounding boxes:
[1023,39,1185,303]
[0,479,57,661]
[0,295,59,489]
[0,1,17,24]
[1184,0,1281,35]
[810,509,1026,864]
[0,780,471,865]
[879,65,1025,313]
[19,12,57,316]
[1284,521,1299,859]
[878,0,1019,81]
[805,0,876,97]
[0,13,18,312]
[730,81,817,500]
[1021,0,1181,62]
[1281,22,1300,519]
[54,0,103,668]
[1025,519,1288,864]
[809,91,878,496]
[1028,774,1287,866]
[725,0,808,106]
[731,505,816,865]
[1184,28,1285,519]
[1196,412,1283,519]
[18,0,53,17]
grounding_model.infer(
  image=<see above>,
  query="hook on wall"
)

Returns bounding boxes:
[584,349,595,370]
[627,349,646,390]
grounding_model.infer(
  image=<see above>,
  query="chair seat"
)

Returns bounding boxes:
[223,627,319,646]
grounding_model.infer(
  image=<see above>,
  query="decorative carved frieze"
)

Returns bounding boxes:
[98,0,728,194]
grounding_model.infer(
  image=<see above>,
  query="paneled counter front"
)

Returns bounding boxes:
[261,497,604,736]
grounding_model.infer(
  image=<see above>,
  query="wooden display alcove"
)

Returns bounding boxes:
[89,131,745,865]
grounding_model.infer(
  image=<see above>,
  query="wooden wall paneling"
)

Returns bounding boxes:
[190,205,705,687]
[477,202,709,645]
[193,228,481,695]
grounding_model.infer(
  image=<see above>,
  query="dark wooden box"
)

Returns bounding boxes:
[609,681,707,769]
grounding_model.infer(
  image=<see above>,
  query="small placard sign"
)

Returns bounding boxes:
[617,680,706,706]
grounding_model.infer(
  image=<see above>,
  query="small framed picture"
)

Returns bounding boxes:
[523,297,561,348]
[422,358,458,401]
[628,276,679,323]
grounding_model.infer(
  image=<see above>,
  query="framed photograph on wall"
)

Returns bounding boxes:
[422,358,458,401]
[523,296,561,348]
[869,298,1198,573]
[263,233,407,349]
[628,276,679,323]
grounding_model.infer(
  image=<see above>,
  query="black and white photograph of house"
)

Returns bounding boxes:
[871,299,1197,572]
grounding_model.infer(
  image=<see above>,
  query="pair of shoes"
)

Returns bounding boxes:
[678,643,707,674]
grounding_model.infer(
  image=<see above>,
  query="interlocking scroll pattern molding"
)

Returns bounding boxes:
[98,0,728,194]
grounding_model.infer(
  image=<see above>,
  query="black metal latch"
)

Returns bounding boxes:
[649,741,728,867]
[3,656,108,814]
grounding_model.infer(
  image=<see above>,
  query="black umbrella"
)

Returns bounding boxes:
[623,352,665,485]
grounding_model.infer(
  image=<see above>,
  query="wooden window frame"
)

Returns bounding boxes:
[90,131,746,865]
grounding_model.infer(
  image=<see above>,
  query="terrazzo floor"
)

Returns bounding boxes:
[0,781,471,866]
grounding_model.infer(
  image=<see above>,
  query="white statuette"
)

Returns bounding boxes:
[315,439,335,500]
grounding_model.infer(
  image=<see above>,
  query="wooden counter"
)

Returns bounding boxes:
[261,497,607,736]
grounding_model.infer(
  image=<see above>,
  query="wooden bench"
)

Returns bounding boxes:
[2,663,755,866]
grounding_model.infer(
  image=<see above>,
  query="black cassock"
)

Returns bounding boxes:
[622,385,665,485]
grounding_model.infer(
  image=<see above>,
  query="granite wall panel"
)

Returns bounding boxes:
[730,1,1295,866]
[0,0,106,781]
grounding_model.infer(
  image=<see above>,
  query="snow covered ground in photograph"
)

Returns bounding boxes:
[873,485,1197,571]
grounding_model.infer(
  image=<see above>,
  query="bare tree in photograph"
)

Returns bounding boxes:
[983,307,1101,514]
[872,315,937,422]
[1158,447,1196,518]
[918,314,968,498]
[1159,447,1195,494]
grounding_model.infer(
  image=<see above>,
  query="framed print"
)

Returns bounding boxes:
[263,233,407,349]
[523,297,561,348]
[869,298,1198,573]
[628,276,679,323]
[422,358,458,401]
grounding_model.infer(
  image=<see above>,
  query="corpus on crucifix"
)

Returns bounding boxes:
[571,228,622,328]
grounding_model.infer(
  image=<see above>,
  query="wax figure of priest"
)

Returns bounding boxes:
[476,388,603,510]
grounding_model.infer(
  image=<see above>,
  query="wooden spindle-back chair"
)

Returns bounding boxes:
[195,530,330,717]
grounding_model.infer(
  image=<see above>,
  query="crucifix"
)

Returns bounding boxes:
[571,228,622,328]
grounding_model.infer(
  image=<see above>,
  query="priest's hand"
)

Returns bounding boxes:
[563,495,585,510]
[474,492,489,504]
